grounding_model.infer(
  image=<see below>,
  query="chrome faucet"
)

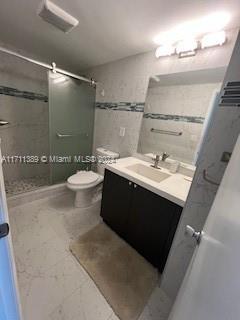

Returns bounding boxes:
[161,152,170,162]
[151,154,161,169]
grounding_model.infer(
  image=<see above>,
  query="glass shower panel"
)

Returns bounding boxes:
[48,71,95,184]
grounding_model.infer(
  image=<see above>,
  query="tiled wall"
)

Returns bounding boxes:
[0,48,49,183]
[94,101,144,156]
[85,28,239,303]
[139,83,221,163]
[86,29,238,159]
[93,108,143,157]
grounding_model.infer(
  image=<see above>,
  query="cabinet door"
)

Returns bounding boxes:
[100,170,133,238]
[126,184,182,272]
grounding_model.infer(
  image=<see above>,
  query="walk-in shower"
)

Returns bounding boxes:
[0,47,96,196]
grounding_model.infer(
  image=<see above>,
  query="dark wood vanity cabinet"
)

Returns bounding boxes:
[100,169,132,239]
[100,169,182,272]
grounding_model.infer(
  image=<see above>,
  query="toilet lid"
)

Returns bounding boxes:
[67,171,99,185]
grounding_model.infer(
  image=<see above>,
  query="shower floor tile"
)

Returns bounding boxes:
[8,192,172,320]
[5,176,49,196]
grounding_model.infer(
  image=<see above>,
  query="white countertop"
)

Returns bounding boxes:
[106,157,192,207]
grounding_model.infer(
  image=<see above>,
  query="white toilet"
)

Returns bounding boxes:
[67,147,119,208]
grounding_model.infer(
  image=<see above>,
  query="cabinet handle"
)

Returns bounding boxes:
[134,184,137,188]
[129,181,132,186]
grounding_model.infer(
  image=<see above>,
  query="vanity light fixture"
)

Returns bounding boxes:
[154,11,230,59]
[201,31,226,49]
[155,45,175,58]
[153,11,230,46]
[176,38,198,55]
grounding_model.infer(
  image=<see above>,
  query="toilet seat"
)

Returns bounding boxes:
[67,170,103,191]
[66,147,119,207]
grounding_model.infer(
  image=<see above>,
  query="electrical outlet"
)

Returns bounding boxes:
[119,127,125,137]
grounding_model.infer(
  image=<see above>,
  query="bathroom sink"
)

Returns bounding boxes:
[125,163,170,183]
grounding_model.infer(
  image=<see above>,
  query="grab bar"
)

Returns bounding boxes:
[151,128,182,136]
[56,132,89,138]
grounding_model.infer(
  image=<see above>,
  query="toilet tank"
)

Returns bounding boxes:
[96,147,119,176]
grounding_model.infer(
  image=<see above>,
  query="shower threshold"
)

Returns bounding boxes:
[5,176,50,196]
[6,181,68,208]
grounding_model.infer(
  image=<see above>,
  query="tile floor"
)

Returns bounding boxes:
[8,192,172,320]
[5,176,49,196]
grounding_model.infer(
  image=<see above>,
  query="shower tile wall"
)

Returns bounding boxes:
[139,83,221,163]
[85,28,239,303]
[0,48,49,188]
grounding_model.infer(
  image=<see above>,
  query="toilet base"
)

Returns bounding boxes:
[74,184,102,208]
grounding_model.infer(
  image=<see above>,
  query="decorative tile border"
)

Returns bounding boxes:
[96,102,145,112]
[143,113,205,124]
[95,102,204,123]
[0,86,48,102]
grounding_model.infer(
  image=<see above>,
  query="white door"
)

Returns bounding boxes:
[169,134,240,320]
[0,142,22,319]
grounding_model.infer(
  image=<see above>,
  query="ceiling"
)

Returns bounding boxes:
[0,0,240,72]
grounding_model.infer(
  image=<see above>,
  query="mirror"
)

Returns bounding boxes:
[138,67,226,165]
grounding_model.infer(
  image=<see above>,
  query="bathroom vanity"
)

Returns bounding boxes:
[100,157,192,272]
